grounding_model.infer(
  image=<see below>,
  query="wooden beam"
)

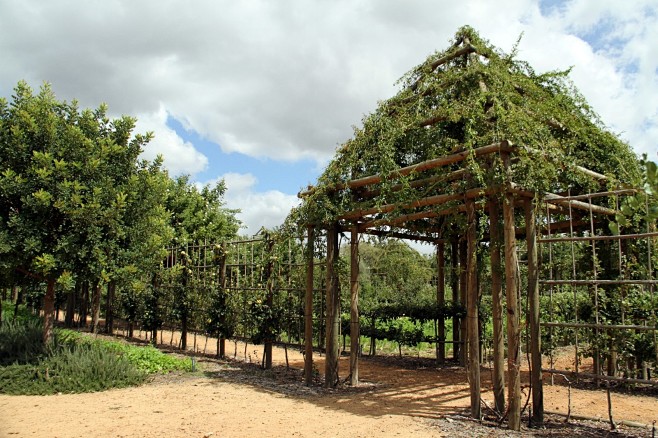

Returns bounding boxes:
[488,198,506,415]
[358,168,468,200]
[304,226,315,386]
[466,199,481,419]
[350,225,360,386]
[355,185,501,228]
[299,141,513,197]
[525,198,543,426]
[356,228,441,243]
[410,44,478,91]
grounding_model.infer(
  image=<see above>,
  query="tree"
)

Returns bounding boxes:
[0,82,152,343]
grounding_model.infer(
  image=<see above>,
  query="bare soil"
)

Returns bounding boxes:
[1,328,656,438]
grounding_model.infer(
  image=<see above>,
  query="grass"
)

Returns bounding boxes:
[0,302,192,395]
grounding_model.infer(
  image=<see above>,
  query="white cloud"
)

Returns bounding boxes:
[136,105,208,177]
[216,173,301,234]
[0,0,655,175]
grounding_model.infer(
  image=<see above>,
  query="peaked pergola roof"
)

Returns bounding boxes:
[294,26,639,241]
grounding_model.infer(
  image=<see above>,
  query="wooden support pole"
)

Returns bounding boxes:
[264,236,275,370]
[218,243,227,358]
[459,238,468,367]
[488,197,506,415]
[436,242,446,364]
[525,198,543,426]
[350,225,360,386]
[466,199,481,419]
[304,226,315,386]
[325,224,340,388]
[503,155,522,431]
[451,239,460,361]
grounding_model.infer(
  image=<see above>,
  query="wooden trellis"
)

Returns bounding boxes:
[300,141,655,430]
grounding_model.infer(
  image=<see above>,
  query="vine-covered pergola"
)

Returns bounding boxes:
[293,27,650,430]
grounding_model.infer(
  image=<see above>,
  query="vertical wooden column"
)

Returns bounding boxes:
[436,242,446,364]
[459,238,468,367]
[218,243,227,358]
[525,198,543,426]
[304,226,315,386]
[466,199,481,419]
[451,239,460,361]
[325,223,340,387]
[488,198,506,414]
[350,225,360,386]
[503,153,521,431]
[264,237,275,369]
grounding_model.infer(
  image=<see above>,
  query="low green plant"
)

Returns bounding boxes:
[0,343,146,395]
[0,323,191,395]
[0,318,46,365]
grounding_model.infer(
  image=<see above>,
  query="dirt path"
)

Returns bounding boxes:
[1,328,656,437]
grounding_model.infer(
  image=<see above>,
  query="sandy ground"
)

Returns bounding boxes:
[1,327,656,437]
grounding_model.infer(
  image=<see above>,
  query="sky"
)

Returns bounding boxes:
[0,0,656,237]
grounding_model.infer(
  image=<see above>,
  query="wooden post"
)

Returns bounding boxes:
[304,226,315,386]
[350,225,360,386]
[466,199,481,419]
[451,239,460,361]
[325,224,340,387]
[525,198,543,426]
[218,243,227,358]
[436,242,446,364]
[264,236,275,370]
[488,197,506,415]
[503,154,521,431]
[459,238,468,367]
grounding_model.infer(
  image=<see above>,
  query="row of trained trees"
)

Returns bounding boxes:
[0,82,240,343]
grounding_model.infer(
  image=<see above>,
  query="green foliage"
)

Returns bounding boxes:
[248,298,280,345]
[0,318,46,365]
[609,157,658,235]
[0,343,146,395]
[0,322,191,395]
[292,26,640,235]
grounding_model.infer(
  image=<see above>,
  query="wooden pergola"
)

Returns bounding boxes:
[293,27,640,431]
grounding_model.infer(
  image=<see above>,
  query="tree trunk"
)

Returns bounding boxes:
[43,279,56,345]
[79,281,89,328]
[90,281,101,334]
[105,281,115,334]
[64,282,77,328]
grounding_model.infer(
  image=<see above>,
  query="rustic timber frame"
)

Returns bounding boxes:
[299,141,655,430]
